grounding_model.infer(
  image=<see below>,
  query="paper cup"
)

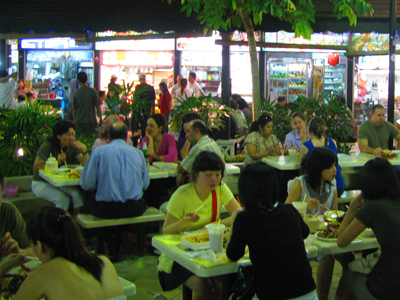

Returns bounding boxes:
[288,149,298,161]
[304,215,320,233]
[293,201,307,217]
[205,224,225,253]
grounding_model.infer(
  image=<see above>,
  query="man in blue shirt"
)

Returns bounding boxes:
[81,122,150,219]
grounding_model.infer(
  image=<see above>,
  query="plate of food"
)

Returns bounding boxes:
[324,210,345,219]
[381,150,397,159]
[181,232,210,250]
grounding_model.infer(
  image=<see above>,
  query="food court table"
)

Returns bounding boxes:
[262,153,367,171]
[119,277,136,297]
[152,234,318,300]
[353,152,400,166]
[152,162,241,176]
[312,236,379,255]
[39,166,169,187]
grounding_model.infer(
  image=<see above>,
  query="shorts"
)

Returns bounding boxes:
[158,262,194,291]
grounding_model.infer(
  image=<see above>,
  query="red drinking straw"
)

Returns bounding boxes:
[315,201,327,218]
[236,196,242,208]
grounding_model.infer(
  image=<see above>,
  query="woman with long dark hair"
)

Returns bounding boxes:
[226,162,317,299]
[8,206,125,300]
[244,113,281,165]
[173,78,193,101]
[337,158,400,299]
[32,120,89,215]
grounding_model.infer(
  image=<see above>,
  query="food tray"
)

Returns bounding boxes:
[180,233,210,250]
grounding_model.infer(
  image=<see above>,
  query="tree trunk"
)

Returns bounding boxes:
[238,7,261,121]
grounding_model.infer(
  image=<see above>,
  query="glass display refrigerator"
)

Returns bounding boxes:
[267,57,312,104]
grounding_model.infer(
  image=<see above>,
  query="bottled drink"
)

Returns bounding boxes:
[142,142,149,168]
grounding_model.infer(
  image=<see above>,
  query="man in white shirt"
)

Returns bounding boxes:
[188,72,205,97]
[0,71,18,109]
[170,74,182,107]
[176,120,223,186]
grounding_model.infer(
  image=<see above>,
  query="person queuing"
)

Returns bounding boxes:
[337,158,400,300]
[14,79,36,100]
[358,104,400,155]
[173,78,193,103]
[244,113,280,165]
[32,120,89,216]
[158,151,241,300]
[284,112,309,153]
[299,117,345,196]
[0,206,125,300]
[158,82,171,119]
[140,114,177,164]
[286,148,352,300]
[226,162,317,300]
[188,72,205,97]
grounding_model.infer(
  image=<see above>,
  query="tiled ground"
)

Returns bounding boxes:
[110,235,343,300]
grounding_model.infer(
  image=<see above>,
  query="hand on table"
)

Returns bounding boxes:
[0,232,20,257]
[372,147,383,156]
[307,198,320,210]
[185,212,200,223]
[57,152,67,165]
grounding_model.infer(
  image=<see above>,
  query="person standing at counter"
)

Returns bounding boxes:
[284,112,309,154]
[73,71,102,138]
[32,120,89,216]
[158,151,241,299]
[0,70,18,109]
[358,104,400,155]
[188,72,205,97]
[14,79,35,100]
[244,113,280,165]
[158,82,171,118]
[140,114,177,164]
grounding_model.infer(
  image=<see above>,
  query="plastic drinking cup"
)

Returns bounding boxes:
[293,201,307,217]
[288,149,298,161]
[205,224,225,253]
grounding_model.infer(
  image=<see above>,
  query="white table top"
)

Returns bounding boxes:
[312,237,379,255]
[152,235,318,278]
[262,153,367,171]
[119,277,136,297]
[152,162,241,176]
[353,152,400,166]
[39,166,169,187]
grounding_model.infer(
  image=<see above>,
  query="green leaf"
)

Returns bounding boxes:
[232,0,236,10]
[232,14,242,28]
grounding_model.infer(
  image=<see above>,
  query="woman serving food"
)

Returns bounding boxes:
[157,151,240,299]
[244,113,281,165]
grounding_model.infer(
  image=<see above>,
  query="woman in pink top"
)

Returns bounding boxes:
[141,114,178,164]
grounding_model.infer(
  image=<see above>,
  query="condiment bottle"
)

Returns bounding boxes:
[142,142,149,168]
[45,155,58,173]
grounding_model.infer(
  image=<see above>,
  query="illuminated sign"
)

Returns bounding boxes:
[101,51,174,66]
[20,38,94,50]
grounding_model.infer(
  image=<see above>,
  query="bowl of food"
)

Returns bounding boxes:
[381,150,396,159]
[324,210,345,219]
[181,232,210,250]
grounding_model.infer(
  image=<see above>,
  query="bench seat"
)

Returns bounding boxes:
[76,207,165,256]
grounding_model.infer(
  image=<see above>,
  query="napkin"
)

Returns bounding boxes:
[189,250,229,267]
[156,234,181,246]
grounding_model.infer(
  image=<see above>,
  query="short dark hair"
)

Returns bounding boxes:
[277,96,286,103]
[231,94,241,101]
[371,104,384,114]
[239,162,279,209]
[17,95,25,102]
[26,92,33,99]
[149,114,166,134]
[360,157,400,201]
[236,98,249,110]
[189,72,196,79]
[180,112,202,136]
[191,120,208,136]
[249,113,273,133]
[48,120,76,151]
[77,72,88,84]
[308,117,325,139]
[190,151,225,183]
[0,70,8,78]
[305,148,338,191]
[109,123,128,140]
[27,207,105,282]
[98,90,106,98]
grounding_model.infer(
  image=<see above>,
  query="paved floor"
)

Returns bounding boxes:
[110,234,343,300]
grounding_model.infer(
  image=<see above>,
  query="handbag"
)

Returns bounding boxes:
[229,265,256,300]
